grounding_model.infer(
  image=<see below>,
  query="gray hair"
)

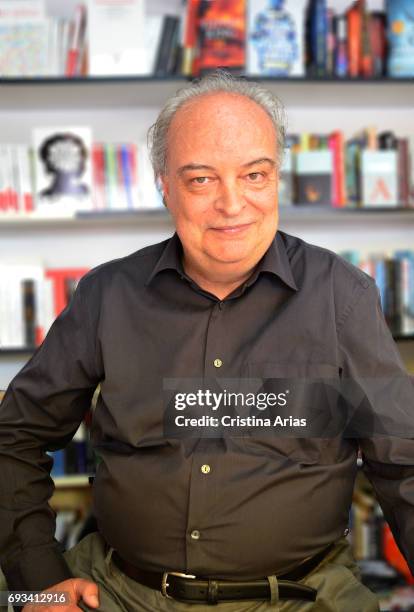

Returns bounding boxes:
[147,70,287,184]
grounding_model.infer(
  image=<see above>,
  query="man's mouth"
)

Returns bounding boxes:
[210,222,254,234]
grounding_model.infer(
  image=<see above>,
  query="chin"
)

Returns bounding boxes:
[207,245,252,264]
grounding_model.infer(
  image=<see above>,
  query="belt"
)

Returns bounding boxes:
[111,544,333,604]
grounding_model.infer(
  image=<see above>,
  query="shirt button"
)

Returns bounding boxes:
[344,528,350,537]
[191,530,201,540]
[213,358,223,368]
[201,464,211,474]
[218,301,224,309]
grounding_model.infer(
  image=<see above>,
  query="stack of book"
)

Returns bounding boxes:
[351,486,414,593]
[279,127,413,209]
[0,1,412,79]
[0,126,163,218]
[341,250,414,336]
[0,265,88,350]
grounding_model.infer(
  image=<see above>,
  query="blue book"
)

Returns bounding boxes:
[387,0,414,77]
[374,258,387,313]
[120,145,134,210]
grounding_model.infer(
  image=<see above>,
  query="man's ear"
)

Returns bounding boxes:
[159,175,169,209]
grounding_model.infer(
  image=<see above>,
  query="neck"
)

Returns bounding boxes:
[182,256,257,300]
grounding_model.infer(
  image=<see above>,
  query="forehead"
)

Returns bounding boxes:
[166,92,277,167]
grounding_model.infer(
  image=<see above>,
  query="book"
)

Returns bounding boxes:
[347,1,361,77]
[65,4,87,77]
[182,0,202,76]
[387,0,414,77]
[334,15,348,77]
[306,0,328,77]
[278,148,293,207]
[359,0,373,77]
[141,15,164,76]
[87,0,146,76]
[196,0,246,75]
[0,17,49,76]
[0,264,44,349]
[397,138,410,207]
[361,150,399,207]
[329,131,346,207]
[369,12,386,77]
[295,150,333,205]
[32,126,93,215]
[247,0,307,77]
[154,16,181,76]
[45,268,89,317]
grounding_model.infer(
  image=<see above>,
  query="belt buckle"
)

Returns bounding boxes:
[161,571,196,599]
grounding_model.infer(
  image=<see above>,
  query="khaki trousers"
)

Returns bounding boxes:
[59,532,380,612]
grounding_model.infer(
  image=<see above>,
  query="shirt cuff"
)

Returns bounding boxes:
[2,543,73,599]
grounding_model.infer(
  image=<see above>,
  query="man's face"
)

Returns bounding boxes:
[160,92,279,278]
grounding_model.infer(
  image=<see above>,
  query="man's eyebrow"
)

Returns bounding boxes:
[241,157,276,169]
[176,158,276,176]
[176,163,215,176]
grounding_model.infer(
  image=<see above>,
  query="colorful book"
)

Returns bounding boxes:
[361,150,399,207]
[0,0,49,77]
[248,0,307,76]
[196,0,246,75]
[295,150,333,205]
[387,0,414,77]
[32,126,93,215]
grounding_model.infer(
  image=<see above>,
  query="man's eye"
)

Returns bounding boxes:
[247,172,264,181]
[191,177,209,184]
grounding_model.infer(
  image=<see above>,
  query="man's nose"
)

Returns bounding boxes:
[214,180,245,215]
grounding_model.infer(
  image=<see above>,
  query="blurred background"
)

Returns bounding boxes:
[0,0,413,609]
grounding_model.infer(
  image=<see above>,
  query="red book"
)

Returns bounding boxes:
[65,5,86,77]
[347,2,361,77]
[45,268,89,317]
[196,0,246,74]
[182,0,202,76]
[329,131,346,207]
[92,143,106,210]
[24,194,33,213]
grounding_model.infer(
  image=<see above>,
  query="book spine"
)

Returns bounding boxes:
[359,1,373,77]
[104,144,118,210]
[182,0,201,76]
[397,138,410,207]
[120,144,133,210]
[347,3,361,77]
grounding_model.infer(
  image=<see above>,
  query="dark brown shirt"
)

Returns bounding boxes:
[0,230,413,592]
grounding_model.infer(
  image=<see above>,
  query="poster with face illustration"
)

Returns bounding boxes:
[32,126,93,215]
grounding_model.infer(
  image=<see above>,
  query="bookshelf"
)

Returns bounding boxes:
[1,68,414,385]
[0,0,413,605]
[1,76,414,109]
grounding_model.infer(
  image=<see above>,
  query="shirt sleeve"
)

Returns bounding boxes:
[0,277,102,593]
[337,278,414,574]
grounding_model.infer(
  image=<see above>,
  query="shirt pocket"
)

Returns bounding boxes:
[242,361,348,466]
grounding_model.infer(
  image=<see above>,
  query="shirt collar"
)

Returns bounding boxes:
[145,231,298,292]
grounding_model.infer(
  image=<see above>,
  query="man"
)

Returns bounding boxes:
[0,71,413,611]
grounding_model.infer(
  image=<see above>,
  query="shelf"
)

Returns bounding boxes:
[0,347,36,356]
[0,206,413,230]
[0,76,414,109]
[0,209,172,229]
